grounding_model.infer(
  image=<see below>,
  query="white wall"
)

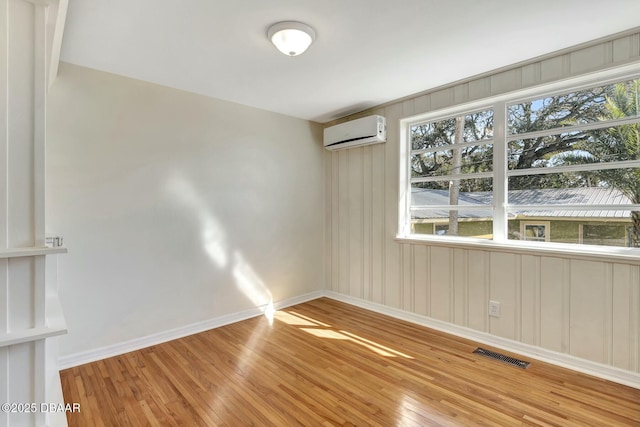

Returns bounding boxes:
[46,63,325,358]
[326,30,640,376]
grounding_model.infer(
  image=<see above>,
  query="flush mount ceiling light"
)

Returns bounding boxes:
[267,21,316,56]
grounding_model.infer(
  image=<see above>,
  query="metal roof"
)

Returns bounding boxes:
[411,187,632,220]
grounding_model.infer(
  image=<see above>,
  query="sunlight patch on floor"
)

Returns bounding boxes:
[274,309,413,359]
[274,311,325,327]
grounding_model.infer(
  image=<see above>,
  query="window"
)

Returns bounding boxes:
[401,71,640,253]
[409,109,494,239]
[521,222,549,242]
[580,223,626,247]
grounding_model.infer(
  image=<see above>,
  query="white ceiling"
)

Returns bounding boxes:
[60,0,640,123]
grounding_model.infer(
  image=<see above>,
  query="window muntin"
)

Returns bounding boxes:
[404,75,640,251]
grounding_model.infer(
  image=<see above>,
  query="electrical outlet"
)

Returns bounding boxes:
[489,300,501,318]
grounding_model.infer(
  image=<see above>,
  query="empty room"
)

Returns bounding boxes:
[3,0,640,426]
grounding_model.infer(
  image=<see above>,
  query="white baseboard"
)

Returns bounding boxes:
[323,291,640,389]
[57,290,324,370]
[58,289,640,389]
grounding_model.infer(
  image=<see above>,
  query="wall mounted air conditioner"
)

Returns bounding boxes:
[323,115,386,151]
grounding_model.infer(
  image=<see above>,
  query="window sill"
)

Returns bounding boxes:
[395,234,640,265]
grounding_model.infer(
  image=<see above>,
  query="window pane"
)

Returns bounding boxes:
[508,213,637,248]
[507,79,640,135]
[410,109,494,150]
[411,182,493,239]
[411,117,456,150]
[411,144,493,178]
[508,127,639,171]
[508,168,640,195]
[412,180,493,205]
[582,223,628,247]
[411,209,494,239]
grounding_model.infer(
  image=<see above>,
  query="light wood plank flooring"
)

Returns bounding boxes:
[60,298,640,426]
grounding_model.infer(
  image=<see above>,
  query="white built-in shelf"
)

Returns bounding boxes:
[0,295,68,348]
[0,246,67,259]
[0,326,68,348]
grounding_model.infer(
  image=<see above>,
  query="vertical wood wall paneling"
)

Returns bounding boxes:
[453,82,469,105]
[413,245,428,316]
[570,260,606,364]
[430,87,454,111]
[612,36,633,63]
[413,94,429,115]
[362,146,372,301]
[400,101,415,312]
[337,150,349,295]
[520,255,536,345]
[604,263,614,365]
[452,248,468,326]
[515,255,522,342]
[371,143,384,304]
[540,56,564,84]
[330,152,339,292]
[324,151,332,292]
[569,42,610,75]
[488,252,517,340]
[562,258,571,355]
[611,263,631,370]
[325,30,640,374]
[466,250,487,331]
[347,148,363,298]
[383,103,402,308]
[400,244,411,311]
[428,246,452,322]
[537,257,563,352]
[468,77,491,102]
[534,256,542,346]
[632,265,640,372]
[490,69,520,96]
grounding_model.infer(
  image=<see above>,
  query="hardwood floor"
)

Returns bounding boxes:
[60,298,640,426]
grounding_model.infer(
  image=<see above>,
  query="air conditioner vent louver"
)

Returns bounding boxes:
[473,347,531,369]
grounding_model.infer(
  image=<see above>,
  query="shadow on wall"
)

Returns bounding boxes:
[166,173,275,323]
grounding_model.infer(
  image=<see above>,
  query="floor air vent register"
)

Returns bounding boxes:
[473,347,531,369]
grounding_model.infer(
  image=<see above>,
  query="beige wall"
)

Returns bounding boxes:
[47,63,326,358]
[326,30,640,373]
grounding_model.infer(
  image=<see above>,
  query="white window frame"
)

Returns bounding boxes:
[520,221,550,242]
[398,63,640,261]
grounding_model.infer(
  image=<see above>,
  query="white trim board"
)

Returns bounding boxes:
[57,290,324,370]
[323,291,640,390]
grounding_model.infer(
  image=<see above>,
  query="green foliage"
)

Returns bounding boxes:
[411,110,493,192]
